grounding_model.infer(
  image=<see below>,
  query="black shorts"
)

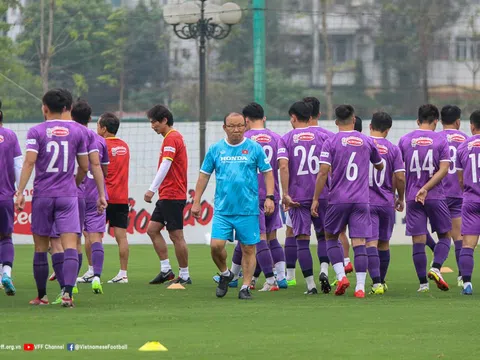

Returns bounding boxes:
[106,203,129,229]
[151,200,186,231]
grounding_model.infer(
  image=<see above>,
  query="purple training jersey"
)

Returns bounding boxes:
[0,127,22,200]
[320,131,382,204]
[77,127,99,199]
[278,127,329,203]
[245,128,281,201]
[369,137,405,206]
[398,129,450,202]
[439,129,467,199]
[26,120,91,198]
[456,134,480,203]
[83,130,109,202]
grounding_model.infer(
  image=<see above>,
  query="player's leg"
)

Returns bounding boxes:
[447,198,463,286]
[267,229,287,288]
[284,211,297,285]
[426,232,436,252]
[459,202,480,295]
[49,234,66,305]
[366,206,382,294]
[78,232,94,283]
[378,240,390,288]
[339,231,352,273]
[255,206,277,292]
[211,214,235,298]
[84,201,106,294]
[313,199,330,294]
[0,199,16,295]
[74,198,86,294]
[107,204,129,283]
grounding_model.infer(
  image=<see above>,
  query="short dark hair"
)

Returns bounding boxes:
[147,105,173,126]
[354,116,363,132]
[71,100,92,126]
[441,105,461,125]
[42,88,73,113]
[99,112,120,135]
[418,104,439,124]
[371,112,392,132]
[303,97,320,118]
[223,112,245,125]
[470,110,480,130]
[288,101,312,122]
[335,105,355,122]
[242,102,264,120]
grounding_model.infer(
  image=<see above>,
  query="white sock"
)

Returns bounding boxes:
[221,269,230,276]
[3,265,12,277]
[93,276,100,282]
[179,267,189,280]
[241,284,249,290]
[356,272,367,292]
[266,276,275,285]
[88,265,93,273]
[286,268,296,280]
[160,259,171,273]
[231,262,242,280]
[275,261,286,281]
[333,262,346,280]
[320,262,329,276]
[0,264,3,276]
[344,257,351,266]
[305,275,316,291]
[118,270,127,278]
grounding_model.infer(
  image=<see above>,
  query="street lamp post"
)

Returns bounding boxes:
[163,1,242,164]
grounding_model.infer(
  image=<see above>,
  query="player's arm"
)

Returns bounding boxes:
[456,147,464,191]
[394,171,406,211]
[101,164,108,178]
[14,155,23,189]
[88,151,107,200]
[370,141,384,171]
[15,151,36,211]
[192,146,214,218]
[145,159,173,203]
[457,169,464,190]
[75,154,89,186]
[278,159,289,198]
[311,163,330,217]
[415,161,449,204]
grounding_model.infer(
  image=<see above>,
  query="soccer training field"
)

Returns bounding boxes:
[3,244,479,360]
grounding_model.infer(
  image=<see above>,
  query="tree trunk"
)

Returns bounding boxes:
[119,60,125,119]
[312,0,320,86]
[321,0,333,120]
[39,0,55,93]
[418,20,430,104]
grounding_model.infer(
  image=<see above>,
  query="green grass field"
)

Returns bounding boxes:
[3,244,480,360]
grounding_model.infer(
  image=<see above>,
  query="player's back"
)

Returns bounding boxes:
[320,131,380,204]
[457,135,480,202]
[0,127,21,200]
[84,131,109,201]
[26,120,87,198]
[105,137,130,204]
[398,129,449,202]
[369,137,404,206]
[158,129,187,200]
[245,128,281,200]
[439,129,467,199]
[278,127,329,203]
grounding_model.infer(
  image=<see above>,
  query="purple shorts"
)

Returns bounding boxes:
[259,201,283,234]
[34,197,81,237]
[366,205,395,242]
[50,198,86,238]
[446,197,462,219]
[405,200,451,236]
[461,202,480,235]
[324,203,372,238]
[0,199,14,235]
[84,201,106,233]
[289,200,327,237]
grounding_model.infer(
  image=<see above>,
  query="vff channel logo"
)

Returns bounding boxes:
[66,343,75,351]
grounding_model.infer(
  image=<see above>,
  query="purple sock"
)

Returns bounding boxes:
[327,239,344,266]
[78,253,83,276]
[413,243,427,283]
[285,236,297,269]
[63,248,79,294]
[256,240,274,278]
[432,237,451,269]
[91,242,104,277]
[353,245,368,273]
[33,252,49,298]
[253,260,262,278]
[268,239,285,264]
[0,236,14,268]
[426,233,436,252]
[367,247,380,283]
[459,247,474,283]
[296,239,313,278]
[454,240,462,276]
[51,253,65,289]
[316,233,329,264]
[232,242,243,266]
[379,249,390,283]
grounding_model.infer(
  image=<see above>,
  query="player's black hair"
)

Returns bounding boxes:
[371,112,392,133]
[71,100,92,126]
[42,88,73,113]
[354,116,363,132]
[242,102,264,120]
[147,104,173,126]
[335,105,355,123]
[441,105,461,125]
[99,112,120,135]
[470,110,480,130]
[418,104,439,124]
[303,97,320,118]
[223,112,246,125]
[288,101,312,122]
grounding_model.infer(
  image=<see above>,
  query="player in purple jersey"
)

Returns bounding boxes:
[457,110,480,295]
[0,110,23,296]
[312,105,383,298]
[439,105,467,287]
[398,104,452,293]
[367,112,405,294]
[278,101,330,295]
[15,89,107,307]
